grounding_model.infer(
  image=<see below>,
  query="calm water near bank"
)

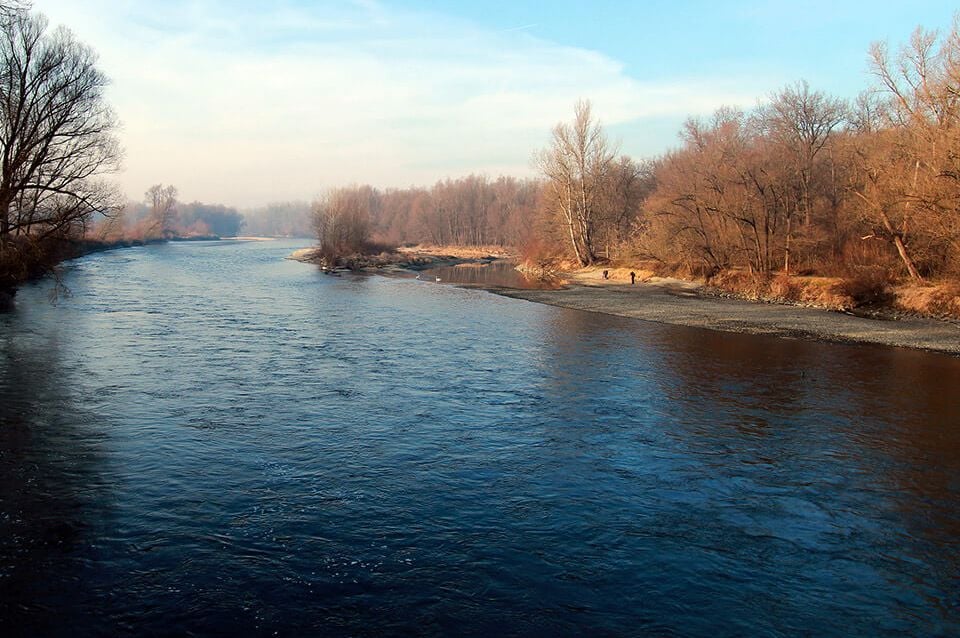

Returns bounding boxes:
[419,259,561,289]
[1,239,958,636]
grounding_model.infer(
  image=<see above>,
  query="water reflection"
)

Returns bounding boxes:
[421,259,562,290]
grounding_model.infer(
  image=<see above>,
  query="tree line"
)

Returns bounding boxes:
[95,184,245,241]
[533,21,960,287]
[312,175,541,259]
[316,17,960,297]
[2,0,956,302]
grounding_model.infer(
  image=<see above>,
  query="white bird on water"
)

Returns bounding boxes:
[435,276,442,282]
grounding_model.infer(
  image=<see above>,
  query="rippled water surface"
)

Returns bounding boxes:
[1,240,959,636]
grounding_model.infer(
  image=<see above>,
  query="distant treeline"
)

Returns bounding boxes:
[241,202,313,238]
[93,192,315,242]
[311,176,541,259]
[93,184,242,241]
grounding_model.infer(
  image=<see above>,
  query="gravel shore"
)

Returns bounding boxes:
[492,280,960,355]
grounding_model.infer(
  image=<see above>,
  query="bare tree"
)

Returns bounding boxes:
[854,21,960,279]
[312,186,372,264]
[597,156,653,257]
[145,184,178,239]
[0,10,121,271]
[759,81,847,273]
[0,1,28,25]
[536,100,617,266]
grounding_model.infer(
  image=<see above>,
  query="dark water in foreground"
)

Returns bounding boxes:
[1,240,959,637]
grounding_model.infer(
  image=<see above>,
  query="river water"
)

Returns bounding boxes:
[1,239,958,637]
[417,260,562,289]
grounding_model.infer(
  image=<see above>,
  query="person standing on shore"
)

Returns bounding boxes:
[630,272,636,285]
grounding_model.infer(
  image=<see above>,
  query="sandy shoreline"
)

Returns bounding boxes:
[491,280,960,355]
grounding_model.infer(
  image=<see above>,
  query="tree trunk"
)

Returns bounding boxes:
[581,218,596,265]
[0,195,10,240]
[784,213,792,274]
[892,233,923,281]
[567,220,585,266]
[751,225,763,274]
[877,207,923,281]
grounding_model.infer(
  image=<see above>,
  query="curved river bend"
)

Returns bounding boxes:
[1,240,958,636]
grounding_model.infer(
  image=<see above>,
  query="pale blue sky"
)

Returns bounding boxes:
[31,0,959,206]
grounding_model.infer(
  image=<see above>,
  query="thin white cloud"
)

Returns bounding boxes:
[31,0,767,206]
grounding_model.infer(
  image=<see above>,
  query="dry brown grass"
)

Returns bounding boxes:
[892,282,960,318]
[516,256,580,279]
[710,270,855,309]
[513,256,960,319]
[795,278,854,308]
[398,244,514,259]
[710,270,767,299]
[704,270,960,317]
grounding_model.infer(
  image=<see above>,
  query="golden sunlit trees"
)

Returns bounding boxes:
[641,108,774,276]
[307,177,541,250]
[640,100,847,278]
[599,19,960,291]
[759,81,847,273]
[592,156,653,260]
[536,99,617,266]
[851,19,960,279]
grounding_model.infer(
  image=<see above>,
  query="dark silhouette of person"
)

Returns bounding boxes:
[602,269,609,280]
[630,271,636,285]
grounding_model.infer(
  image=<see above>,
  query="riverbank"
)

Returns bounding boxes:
[0,234,224,307]
[288,245,960,354]
[492,278,960,355]
[287,244,512,272]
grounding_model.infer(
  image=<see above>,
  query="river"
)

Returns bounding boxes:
[1,239,958,636]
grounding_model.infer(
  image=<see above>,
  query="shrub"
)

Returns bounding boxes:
[837,268,893,306]
[894,282,960,318]
[769,274,802,302]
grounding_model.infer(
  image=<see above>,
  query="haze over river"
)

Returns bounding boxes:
[1,240,958,636]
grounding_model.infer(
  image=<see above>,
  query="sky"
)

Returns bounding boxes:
[30,0,960,208]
